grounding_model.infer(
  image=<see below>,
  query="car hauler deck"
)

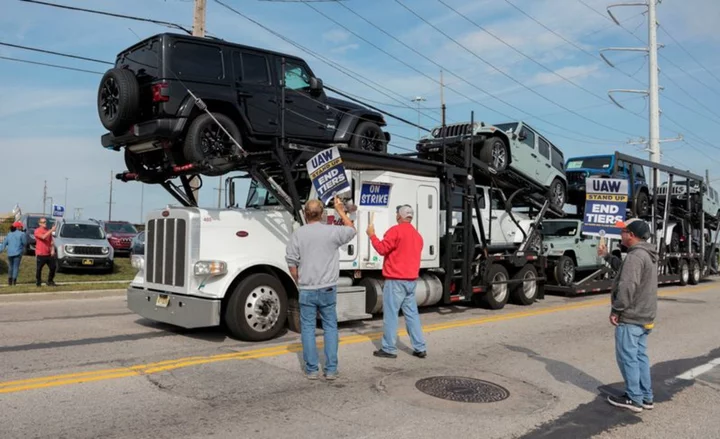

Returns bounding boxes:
[545,151,719,296]
[117,109,565,341]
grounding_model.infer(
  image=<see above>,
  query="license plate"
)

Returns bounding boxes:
[155,294,170,308]
[82,259,94,266]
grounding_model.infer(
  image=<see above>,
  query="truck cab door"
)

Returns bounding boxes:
[280,59,334,141]
[416,185,439,262]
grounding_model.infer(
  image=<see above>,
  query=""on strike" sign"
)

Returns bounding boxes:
[582,177,628,239]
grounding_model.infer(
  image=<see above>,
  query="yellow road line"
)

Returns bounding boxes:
[0,284,715,395]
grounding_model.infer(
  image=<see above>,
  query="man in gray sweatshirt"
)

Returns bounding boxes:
[286,196,356,380]
[599,218,658,413]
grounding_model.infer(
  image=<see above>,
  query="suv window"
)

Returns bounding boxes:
[171,42,224,80]
[59,224,104,239]
[241,52,270,84]
[519,127,535,149]
[105,223,138,234]
[551,146,564,172]
[119,38,160,77]
[635,165,645,180]
[538,137,550,159]
[285,61,312,91]
[491,190,505,210]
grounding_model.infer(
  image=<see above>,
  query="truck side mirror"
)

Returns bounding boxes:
[310,77,323,95]
[229,181,236,207]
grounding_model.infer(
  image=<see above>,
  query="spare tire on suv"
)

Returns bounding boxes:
[97,68,140,134]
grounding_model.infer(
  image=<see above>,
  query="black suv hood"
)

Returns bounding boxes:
[327,96,381,118]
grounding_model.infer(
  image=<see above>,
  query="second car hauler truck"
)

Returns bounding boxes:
[545,151,719,295]
[121,115,560,342]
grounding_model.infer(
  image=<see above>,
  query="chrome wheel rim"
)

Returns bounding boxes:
[492,271,508,303]
[522,270,537,299]
[244,285,281,332]
[492,143,506,169]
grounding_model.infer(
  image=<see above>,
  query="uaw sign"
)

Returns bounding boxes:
[306,146,351,205]
[582,177,628,239]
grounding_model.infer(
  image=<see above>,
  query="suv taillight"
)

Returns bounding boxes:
[152,83,169,102]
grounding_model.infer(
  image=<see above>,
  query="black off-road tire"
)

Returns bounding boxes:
[97,68,140,134]
[224,273,288,342]
[688,259,701,285]
[634,191,650,217]
[183,113,243,176]
[548,178,566,210]
[554,255,576,287]
[349,121,387,153]
[479,137,509,171]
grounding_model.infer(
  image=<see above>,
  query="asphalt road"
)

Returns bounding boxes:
[1,283,720,439]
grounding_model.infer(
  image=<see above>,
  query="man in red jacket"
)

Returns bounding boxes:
[367,204,427,359]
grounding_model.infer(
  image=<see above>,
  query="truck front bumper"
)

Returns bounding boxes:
[127,286,221,329]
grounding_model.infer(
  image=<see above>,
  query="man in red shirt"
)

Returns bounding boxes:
[34,218,57,287]
[367,204,427,359]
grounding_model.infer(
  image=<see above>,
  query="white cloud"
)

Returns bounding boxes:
[322,29,351,44]
[0,87,95,119]
[329,43,360,54]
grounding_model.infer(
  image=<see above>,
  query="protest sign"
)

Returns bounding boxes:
[306,147,351,205]
[52,204,65,218]
[358,182,392,209]
[582,177,628,239]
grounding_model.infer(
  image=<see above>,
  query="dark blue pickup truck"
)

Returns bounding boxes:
[565,154,650,216]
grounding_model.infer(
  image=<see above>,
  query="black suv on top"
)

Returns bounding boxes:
[98,33,390,178]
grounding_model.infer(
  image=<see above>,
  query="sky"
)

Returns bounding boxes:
[1,0,719,222]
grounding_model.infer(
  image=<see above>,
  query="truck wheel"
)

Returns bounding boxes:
[689,259,701,285]
[97,68,139,134]
[510,264,538,305]
[224,273,288,342]
[474,264,509,310]
[547,178,566,210]
[183,113,243,175]
[479,138,508,171]
[678,259,689,286]
[349,121,387,153]
[634,191,650,217]
[554,255,575,286]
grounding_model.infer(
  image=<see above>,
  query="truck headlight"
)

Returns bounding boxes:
[65,245,74,253]
[131,255,145,271]
[101,247,110,255]
[194,260,227,276]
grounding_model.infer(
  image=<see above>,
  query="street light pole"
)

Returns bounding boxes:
[64,177,68,208]
[411,96,426,140]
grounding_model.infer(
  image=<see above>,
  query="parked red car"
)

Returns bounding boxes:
[97,220,139,256]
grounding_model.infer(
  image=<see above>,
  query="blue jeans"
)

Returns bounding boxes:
[299,287,338,375]
[382,280,426,354]
[615,323,653,405]
[8,255,21,280]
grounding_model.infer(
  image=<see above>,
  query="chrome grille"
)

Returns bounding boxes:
[567,172,586,185]
[146,218,186,287]
[434,123,474,138]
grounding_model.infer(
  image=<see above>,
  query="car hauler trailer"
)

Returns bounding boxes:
[545,151,719,296]
[115,109,564,341]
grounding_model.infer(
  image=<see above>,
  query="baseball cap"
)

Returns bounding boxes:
[615,218,651,239]
[12,221,22,229]
[396,204,414,219]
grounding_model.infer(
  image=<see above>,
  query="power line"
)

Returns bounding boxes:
[0,42,113,65]
[659,24,720,87]
[17,0,193,34]
[0,55,103,74]
[389,0,638,140]
[305,0,627,143]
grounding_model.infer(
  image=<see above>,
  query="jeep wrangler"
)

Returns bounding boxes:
[98,33,390,179]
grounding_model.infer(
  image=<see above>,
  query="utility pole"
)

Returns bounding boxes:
[64,177,68,207]
[602,0,672,189]
[411,96,426,140]
[108,170,115,221]
[215,176,224,208]
[189,0,207,204]
[440,70,446,127]
[42,180,47,216]
[707,169,711,186]
[74,208,83,220]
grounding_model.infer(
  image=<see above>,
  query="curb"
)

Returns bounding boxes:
[0,289,126,303]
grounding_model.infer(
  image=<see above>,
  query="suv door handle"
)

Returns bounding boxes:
[284,98,294,103]
[237,91,252,98]
[545,164,551,168]
[531,153,538,158]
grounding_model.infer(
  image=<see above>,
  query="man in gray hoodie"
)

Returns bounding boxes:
[599,218,658,413]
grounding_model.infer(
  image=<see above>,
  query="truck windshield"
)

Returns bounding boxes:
[245,179,313,208]
[494,122,518,133]
[60,224,104,239]
[566,156,613,170]
[541,221,579,237]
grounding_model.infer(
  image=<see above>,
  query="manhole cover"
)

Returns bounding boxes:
[415,376,510,403]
